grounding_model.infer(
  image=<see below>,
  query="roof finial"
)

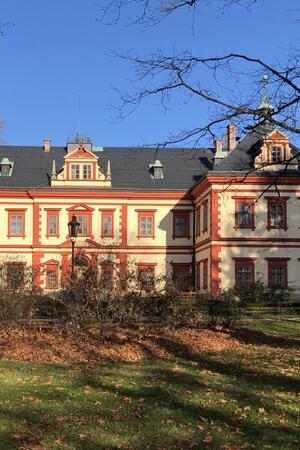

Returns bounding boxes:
[106,160,111,181]
[51,159,57,180]
[258,74,273,113]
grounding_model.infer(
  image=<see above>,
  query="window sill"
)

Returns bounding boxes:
[7,235,26,238]
[172,235,191,240]
[137,235,155,240]
[234,226,256,231]
[101,235,115,239]
[266,226,288,231]
[46,234,60,238]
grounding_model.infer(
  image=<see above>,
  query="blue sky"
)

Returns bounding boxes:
[0,0,299,147]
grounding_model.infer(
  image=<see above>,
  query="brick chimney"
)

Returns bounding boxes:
[43,138,51,153]
[227,125,236,151]
[215,139,222,152]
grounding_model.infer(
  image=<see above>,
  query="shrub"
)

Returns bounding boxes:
[205,291,242,330]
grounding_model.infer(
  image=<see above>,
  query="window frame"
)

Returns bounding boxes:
[101,209,115,238]
[202,200,208,232]
[202,259,208,289]
[172,263,192,292]
[6,262,25,289]
[271,146,282,163]
[234,197,255,230]
[234,258,255,287]
[6,208,26,238]
[137,264,156,291]
[70,164,80,179]
[46,209,60,238]
[172,210,191,239]
[196,207,201,236]
[45,261,59,289]
[266,197,288,230]
[82,164,92,179]
[195,262,200,290]
[136,210,156,239]
[266,258,288,288]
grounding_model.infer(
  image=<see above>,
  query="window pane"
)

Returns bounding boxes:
[7,263,25,289]
[203,204,208,231]
[140,216,153,235]
[175,216,187,236]
[271,265,285,286]
[1,165,10,176]
[10,215,23,235]
[238,204,251,227]
[103,215,112,235]
[139,268,155,290]
[271,146,281,163]
[77,215,88,235]
[49,215,57,235]
[71,165,80,179]
[237,264,253,286]
[270,204,284,227]
[83,165,92,179]
[48,269,57,288]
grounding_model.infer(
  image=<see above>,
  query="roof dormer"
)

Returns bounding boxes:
[50,144,112,188]
[254,129,298,171]
[0,157,14,177]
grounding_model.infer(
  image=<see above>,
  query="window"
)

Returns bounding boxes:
[7,262,25,289]
[235,259,255,286]
[101,211,114,237]
[196,208,201,236]
[137,265,155,290]
[1,165,10,176]
[196,262,200,290]
[77,215,89,235]
[71,164,80,179]
[202,260,208,289]
[137,210,155,238]
[45,263,59,289]
[7,209,26,237]
[235,198,255,229]
[172,264,192,292]
[173,211,190,239]
[267,259,288,287]
[202,201,208,232]
[267,199,287,229]
[83,164,92,179]
[101,263,114,289]
[271,146,282,163]
[46,210,60,237]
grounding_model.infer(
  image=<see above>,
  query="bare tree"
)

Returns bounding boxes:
[100,0,300,151]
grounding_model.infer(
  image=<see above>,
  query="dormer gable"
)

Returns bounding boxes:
[50,143,112,188]
[254,129,298,171]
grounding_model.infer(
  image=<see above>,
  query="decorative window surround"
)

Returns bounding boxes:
[6,208,27,238]
[136,209,156,239]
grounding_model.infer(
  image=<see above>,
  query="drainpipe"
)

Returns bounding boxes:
[189,191,196,292]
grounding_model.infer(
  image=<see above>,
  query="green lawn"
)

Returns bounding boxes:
[0,320,299,449]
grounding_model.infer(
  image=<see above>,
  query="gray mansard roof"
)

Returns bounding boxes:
[0,145,214,191]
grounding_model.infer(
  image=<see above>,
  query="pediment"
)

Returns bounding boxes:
[266,130,289,141]
[67,203,94,212]
[65,145,99,160]
[43,259,59,265]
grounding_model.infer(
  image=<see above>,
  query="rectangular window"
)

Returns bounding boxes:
[101,264,114,289]
[83,164,92,179]
[172,264,192,292]
[7,209,26,237]
[137,210,155,238]
[267,259,288,287]
[7,262,25,289]
[271,146,282,163]
[235,259,255,286]
[1,164,10,176]
[71,164,80,179]
[173,211,190,238]
[267,199,287,229]
[46,264,59,289]
[202,201,208,232]
[196,262,200,290]
[77,215,89,235]
[46,210,60,237]
[202,260,208,289]
[137,265,155,291]
[196,208,201,236]
[234,198,255,229]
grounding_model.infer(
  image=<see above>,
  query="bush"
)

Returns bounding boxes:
[204,291,242,330]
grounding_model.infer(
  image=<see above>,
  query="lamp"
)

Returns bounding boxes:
[68,215,80,277]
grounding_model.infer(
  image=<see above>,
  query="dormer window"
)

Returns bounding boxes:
[150,159,164,179]
[71,164,80,179]
[271,146,282,163]
[0,158,14,177]
[83,164,92,179]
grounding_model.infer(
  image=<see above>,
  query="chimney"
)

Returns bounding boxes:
[43,138,51,153]
[215,139,222,152]
[227,125,236,151]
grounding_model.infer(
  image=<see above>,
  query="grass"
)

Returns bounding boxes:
[0,319,299,449]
